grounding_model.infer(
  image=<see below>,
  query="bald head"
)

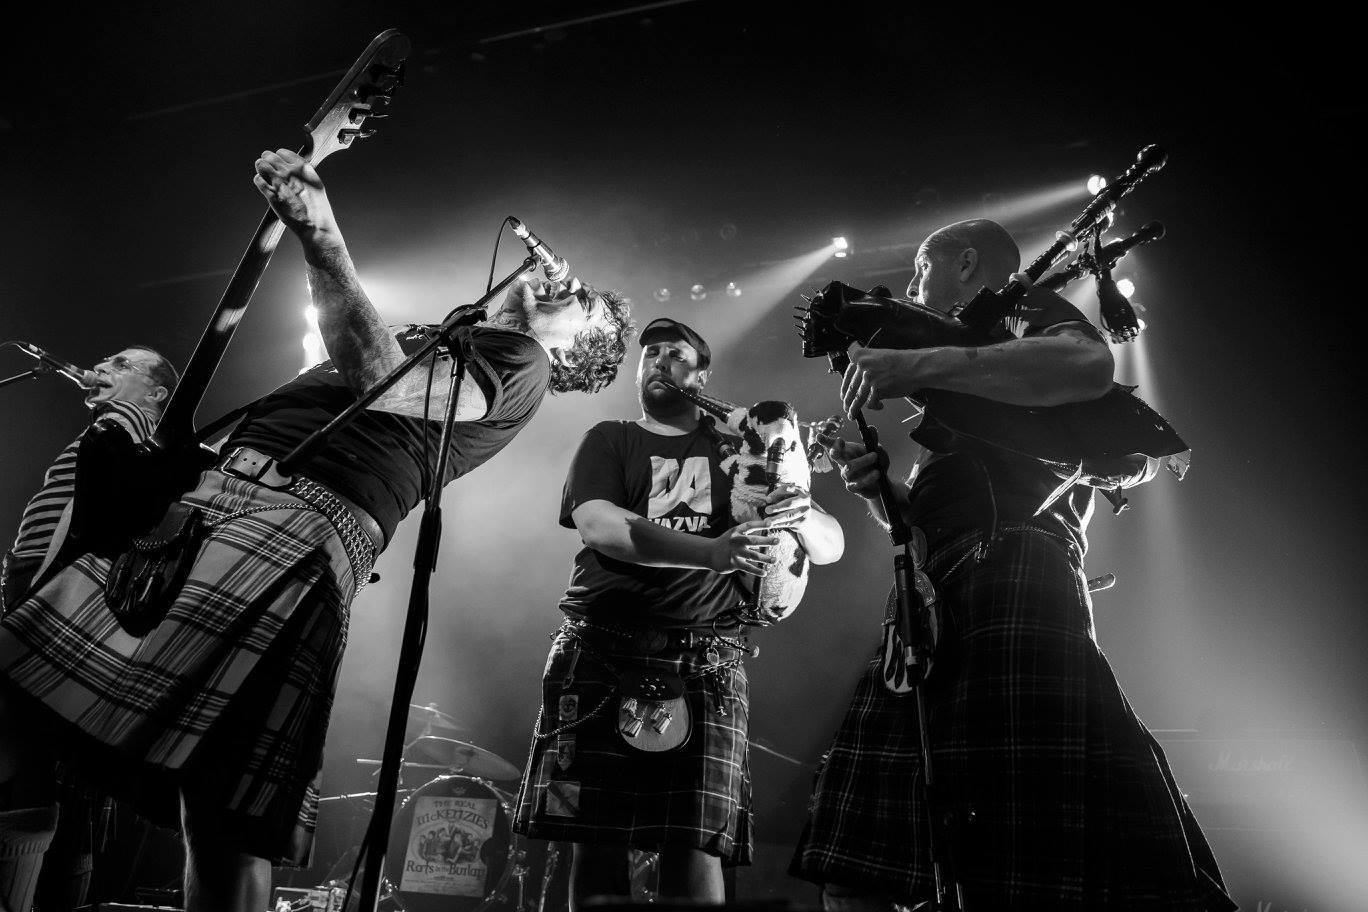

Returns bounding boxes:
[910,219,1021,312]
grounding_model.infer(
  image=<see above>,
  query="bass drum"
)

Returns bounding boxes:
[385,775,518,912]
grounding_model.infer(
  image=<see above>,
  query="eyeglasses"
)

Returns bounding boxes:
[104,354,150,375]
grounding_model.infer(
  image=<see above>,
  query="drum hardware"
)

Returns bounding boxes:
[408,702,466,733]
[356,758,460,789]
[379,874,407,911]
[317,787,413,805]
[629,849,659,903]
[747,736,803,767]
[535,843,563,912]
[404,736,522,781]
[501,847,531,912]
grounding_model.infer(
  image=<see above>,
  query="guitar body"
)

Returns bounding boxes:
[70,428,215,557]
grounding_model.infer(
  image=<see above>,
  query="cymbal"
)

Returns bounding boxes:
[407,736,521,781]
[408,703,464,730]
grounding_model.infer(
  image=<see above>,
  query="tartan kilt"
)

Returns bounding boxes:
[0,469,363,866]
[513,626,754,865]
[792,526,1235,911]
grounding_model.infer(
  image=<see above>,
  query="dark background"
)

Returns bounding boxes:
[2,3,1363,908]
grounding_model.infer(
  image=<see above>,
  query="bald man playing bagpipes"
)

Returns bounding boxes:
[790,218,1235,911]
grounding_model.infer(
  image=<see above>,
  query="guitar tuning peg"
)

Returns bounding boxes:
[366,62,406,88]
[336,126,378,144]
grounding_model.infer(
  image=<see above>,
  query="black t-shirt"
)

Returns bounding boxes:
[227,325,549,547]
[558,420,743,627]
[906,288,1103,553]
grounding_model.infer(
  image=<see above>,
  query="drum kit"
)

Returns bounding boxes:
[307,703,542,912]
[292,702,672,911]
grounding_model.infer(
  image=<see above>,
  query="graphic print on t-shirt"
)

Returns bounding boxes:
[648,455,712,532]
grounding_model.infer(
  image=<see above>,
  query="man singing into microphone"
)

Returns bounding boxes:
[791,219,1232,910]
[0,148,632,912]
[514,319,844,908]
[1,347,178,612]
[0,346,177,912]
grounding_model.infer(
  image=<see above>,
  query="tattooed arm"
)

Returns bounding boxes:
[254,148,489,420]
[840,322,1114,414]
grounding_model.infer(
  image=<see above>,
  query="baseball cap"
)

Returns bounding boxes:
[639,317,711,368]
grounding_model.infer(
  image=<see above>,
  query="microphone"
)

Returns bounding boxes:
[508,217,571,286]
[13,342,99,388]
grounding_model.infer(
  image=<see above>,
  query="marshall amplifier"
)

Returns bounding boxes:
[1156,730,1368,911]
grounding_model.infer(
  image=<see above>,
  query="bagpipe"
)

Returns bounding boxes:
[795,145,1191,504]
[652,375,839,626]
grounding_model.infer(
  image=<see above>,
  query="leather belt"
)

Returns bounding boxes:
[563,617,750,656]
[218,446,384,552]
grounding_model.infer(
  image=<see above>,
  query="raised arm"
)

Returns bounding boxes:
[253,148,488,420]
[841,322,1114,415]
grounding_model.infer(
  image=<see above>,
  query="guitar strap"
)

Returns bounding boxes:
[193,398,265,449]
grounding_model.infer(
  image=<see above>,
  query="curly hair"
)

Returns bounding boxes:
[548,287,635,394]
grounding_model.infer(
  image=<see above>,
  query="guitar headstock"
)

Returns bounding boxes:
[301,29,411,167]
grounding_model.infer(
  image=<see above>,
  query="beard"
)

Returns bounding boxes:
[639,375,695,419]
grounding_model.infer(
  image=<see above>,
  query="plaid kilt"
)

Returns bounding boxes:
[513,625,753,865]
[792,525,1235,910]
[0,469,366,866]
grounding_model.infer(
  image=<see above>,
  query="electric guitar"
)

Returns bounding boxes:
[68,30,411,556]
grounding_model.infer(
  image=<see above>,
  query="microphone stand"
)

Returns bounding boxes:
[275,256,536,912]
[827,349,964,912]
[0,367,47,391]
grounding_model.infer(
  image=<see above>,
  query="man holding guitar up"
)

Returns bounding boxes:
[790,219,1233,910]
[0,147,632,912]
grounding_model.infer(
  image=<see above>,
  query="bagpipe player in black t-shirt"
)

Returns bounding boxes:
[791,219,1233,911]
[513,318,844,907]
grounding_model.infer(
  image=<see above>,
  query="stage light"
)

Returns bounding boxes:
[301,331,326,372]
[832,236,849,250]
[653,287,671,303]
[690,284,707,301]
[304,305,319,326]
[833,251,848,258]
[1116,277,1136,298]
[725,282,742,298]
[1087,174,1108,195]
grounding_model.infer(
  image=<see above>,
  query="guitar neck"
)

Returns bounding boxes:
[153,209,285,447]
[146,30,409,452]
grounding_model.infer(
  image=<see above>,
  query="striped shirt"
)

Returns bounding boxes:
[9,400,158,562]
